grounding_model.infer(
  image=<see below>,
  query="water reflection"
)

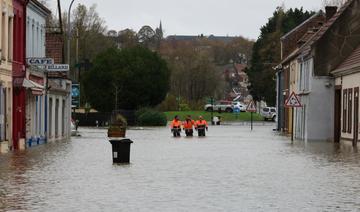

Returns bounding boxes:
[0,125,360,211]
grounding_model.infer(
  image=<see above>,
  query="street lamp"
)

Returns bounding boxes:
[67,0,76,78]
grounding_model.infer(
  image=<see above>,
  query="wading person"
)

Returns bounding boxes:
[195,116,208,137]
[170,115,182,137]
[183,115,195,136]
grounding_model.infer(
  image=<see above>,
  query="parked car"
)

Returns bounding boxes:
[260,107,276,121]
[204,100,233,112]
[232,101,246,112]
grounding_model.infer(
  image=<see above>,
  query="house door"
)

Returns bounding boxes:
[334,86,342,143]
[354,87,359,146]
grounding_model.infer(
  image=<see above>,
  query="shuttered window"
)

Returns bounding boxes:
[348,88,353,134]
[343,89,347,133]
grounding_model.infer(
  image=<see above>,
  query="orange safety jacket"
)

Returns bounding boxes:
[195,120,208,129]
[170,119,182,129]
[183,120,195,129]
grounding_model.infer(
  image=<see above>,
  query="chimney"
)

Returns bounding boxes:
[325,6,337,21]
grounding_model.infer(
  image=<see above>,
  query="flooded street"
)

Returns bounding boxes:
[1,123,360,211]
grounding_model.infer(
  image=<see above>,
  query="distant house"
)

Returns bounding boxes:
[166,34,238,43]
[221,63,251,102]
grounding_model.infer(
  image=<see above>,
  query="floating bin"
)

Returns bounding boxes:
[109,138,133,163]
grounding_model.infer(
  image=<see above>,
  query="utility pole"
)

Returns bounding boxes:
[67,0,75,78]
[76,28,79,81]
[211,97,214,125]
[57,0,63,34]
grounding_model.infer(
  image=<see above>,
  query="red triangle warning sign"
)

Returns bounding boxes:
[285,92,302,107]
[246,100,257,112]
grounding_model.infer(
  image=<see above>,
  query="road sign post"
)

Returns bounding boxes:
[246,100,257,131]
[284,92,302,142]
[211,97,214,125]
[251,111,253,130]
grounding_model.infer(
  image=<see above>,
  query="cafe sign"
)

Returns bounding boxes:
[26,58,54,66]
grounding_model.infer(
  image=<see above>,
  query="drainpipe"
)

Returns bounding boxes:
[24,0,30,70]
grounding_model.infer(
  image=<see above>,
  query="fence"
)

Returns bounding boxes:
[73,110,136,126]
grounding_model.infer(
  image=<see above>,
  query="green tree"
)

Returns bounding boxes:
[247,7,314,106]
[118,29,138,49]
[82,47,170,111]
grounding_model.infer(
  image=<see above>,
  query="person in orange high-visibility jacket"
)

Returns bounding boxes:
[195,116,208,137]
[183,115,195,136]
[170,115,182,137]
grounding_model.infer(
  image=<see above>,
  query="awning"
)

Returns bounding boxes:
[22,78,45,96]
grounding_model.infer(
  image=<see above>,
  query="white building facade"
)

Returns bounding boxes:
[25,0,50,147]
[47,78,71,142]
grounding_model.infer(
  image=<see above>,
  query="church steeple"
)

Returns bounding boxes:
[159,21,163,33]
[156,20,163,39]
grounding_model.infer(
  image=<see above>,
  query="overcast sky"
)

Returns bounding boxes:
[48,0,325,39]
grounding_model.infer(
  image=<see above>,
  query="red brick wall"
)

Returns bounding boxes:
[46,32,64,64]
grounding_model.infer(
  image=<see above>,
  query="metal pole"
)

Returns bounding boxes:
[45,71,48,142]
[67,0,75,78]
[251,112,253,131]
[291,107,294,142]
[211,97,214,125]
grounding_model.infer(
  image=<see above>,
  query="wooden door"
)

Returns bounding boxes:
[334,86,342,143]
[354,87,359,146]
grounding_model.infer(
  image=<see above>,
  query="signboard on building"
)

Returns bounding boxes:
[47,64,69,72]
[26,58,54,66]
[284,92,302,107]
[72,84,80,108]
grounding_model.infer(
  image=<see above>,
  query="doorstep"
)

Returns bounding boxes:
[0,141,9,153]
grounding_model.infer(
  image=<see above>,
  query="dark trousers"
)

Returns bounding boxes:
[197,128,206,137]
[185,129,193,136]
[172,128,181,137]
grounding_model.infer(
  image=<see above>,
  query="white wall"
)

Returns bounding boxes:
[26,3,46,58]
[306,76,334,141]
[294,58,334,141]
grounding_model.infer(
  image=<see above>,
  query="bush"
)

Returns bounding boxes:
[179,103,191,111]
[157,94,178,111]
[136,108,167,126]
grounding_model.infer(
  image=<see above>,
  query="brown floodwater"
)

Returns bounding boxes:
[1,123,360,211]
